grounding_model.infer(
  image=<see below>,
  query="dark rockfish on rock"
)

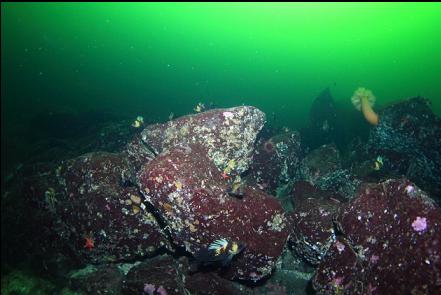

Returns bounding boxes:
[194,238,246,267]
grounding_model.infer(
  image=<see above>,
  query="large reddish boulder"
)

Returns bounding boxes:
[137,144,289,281]
[26,152,170,264]
[313,179,441,294]
[289,182,342,265]
[140,106,265,175]
[247,131,302,195]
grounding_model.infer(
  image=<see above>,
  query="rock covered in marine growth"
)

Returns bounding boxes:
[69,264,124,295]
[122,134,156,171]
[6,162,66,267]
[137,143,289,281]
[36,152,169,264]
[140,106,265,175]
[122,255,186,295]
[260,247,315,295]
[299,144,341,183]
[289,181,342,265]
[247,131,302,195]
[313,178,441,294]
[367,97,441,198]
[301,87,340,150]
[298,144,361,200]
[122,255,241,295]
[185,272,243,295]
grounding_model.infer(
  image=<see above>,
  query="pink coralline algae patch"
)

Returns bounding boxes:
[143,283,168,295]
[411,216,427,232]
[332,276,344,286]
[370,254,380,264]
[405,185,414,194]
[156,286,167,295]
[335,241,345,253]
[143,283,156,295]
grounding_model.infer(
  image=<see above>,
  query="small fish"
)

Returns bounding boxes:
[131,116,144,128]
[194,238,246,267]
[168,112,174,120]
[373,156,383,171]
[132,120,142,128]
[226,176,245,198]
[223,159,236,175]
[194,102,205,113]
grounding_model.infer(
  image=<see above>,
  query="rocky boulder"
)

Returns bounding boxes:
[313,178,441,294]
[140,106,265,176]
[137,143,289,281]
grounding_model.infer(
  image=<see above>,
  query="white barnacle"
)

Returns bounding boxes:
[268,213,285,232]
[223,111,234,119]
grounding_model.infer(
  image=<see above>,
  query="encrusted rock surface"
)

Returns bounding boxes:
[24,152,170,264]
[122,256,186,295]
[313,178,441,294]
[122,255,242,295]
[247,131,302,195]
[367,97,441,198]
[289,182,341,265]
[140,106,265,175]
[69,264,124,295]
[137,143,289,281]
[122,134,156,172]
[298,144,361,200]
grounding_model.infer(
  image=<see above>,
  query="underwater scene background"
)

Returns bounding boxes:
[1,2,441,295]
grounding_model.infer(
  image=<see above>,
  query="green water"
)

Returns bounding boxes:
[2,3,441,293]
[2,2,441,169]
